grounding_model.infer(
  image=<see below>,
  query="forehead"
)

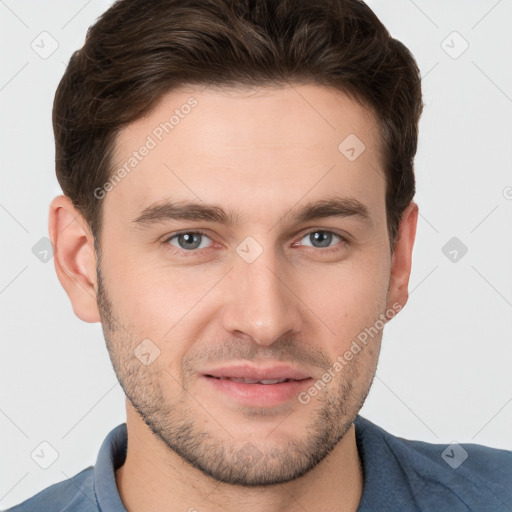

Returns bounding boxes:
[105,84,385,228]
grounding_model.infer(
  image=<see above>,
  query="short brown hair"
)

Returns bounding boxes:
[53,0,423,251]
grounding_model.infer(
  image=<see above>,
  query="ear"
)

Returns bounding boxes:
[48,195,101,323]
[386,201,418,315]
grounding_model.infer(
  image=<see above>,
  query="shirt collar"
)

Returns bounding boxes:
[93,423,128,512]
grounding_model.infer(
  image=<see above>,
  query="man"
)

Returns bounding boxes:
[6,0,511,511]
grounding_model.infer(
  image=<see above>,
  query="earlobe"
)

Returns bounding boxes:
[386,201,419,315]
[48,195,101,323]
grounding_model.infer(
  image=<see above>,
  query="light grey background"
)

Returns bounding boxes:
[1,0,511,508]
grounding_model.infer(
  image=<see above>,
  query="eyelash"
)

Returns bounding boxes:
[161,229,348,257]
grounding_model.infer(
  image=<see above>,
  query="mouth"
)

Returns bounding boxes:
[201,364,314,407]
[206,376,304,385]
[202,363,312,381]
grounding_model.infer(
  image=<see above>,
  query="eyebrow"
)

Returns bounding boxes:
[132,196,372,228]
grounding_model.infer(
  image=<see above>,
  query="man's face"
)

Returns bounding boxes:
[97,84,398,485]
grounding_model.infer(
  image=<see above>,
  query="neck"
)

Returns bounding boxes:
[115,402,363,512]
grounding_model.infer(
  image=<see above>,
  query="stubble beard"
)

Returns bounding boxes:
[96,265,378,486]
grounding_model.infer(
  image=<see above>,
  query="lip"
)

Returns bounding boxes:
[201,364,311,380]
[201,363,313,408]
[202,363,312,381]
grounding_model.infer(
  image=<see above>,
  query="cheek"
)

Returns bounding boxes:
[103,258,219,345]
[302,252,389,350]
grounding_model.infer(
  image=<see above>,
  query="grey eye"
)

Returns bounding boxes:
[168,232,211,251]
[300,231,341,248]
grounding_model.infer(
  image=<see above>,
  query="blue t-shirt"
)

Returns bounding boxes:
[4,415,511,511]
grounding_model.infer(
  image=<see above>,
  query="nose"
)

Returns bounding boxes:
[221,247,303,347]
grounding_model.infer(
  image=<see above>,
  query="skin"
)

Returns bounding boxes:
[49,84,418,512]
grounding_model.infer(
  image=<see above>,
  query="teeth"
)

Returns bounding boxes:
[223,377,289,384]
[230,377,260,384]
